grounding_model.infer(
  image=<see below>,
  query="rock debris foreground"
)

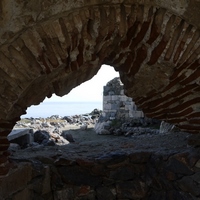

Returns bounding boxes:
[2,129,200,200]
[9,112,100,149]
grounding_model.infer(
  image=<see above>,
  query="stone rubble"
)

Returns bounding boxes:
[11,109,179,151]
[11,109,102,150]
[97,77,178,138]
[95,117,165,137]
[4,105,199,200]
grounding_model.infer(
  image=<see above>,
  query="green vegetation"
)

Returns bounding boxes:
[110,119,122,128]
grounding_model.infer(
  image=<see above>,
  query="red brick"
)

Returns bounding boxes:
[0,145,9,152]
[77,185,90,196]
[0,166,10,176]
[0,138,9,144]
[0,130,11,137]
[0,154,8,164]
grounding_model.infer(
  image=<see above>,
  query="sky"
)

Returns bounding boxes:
[45,64,119,102]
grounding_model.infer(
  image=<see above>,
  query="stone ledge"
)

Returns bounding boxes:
[2,146,200,200]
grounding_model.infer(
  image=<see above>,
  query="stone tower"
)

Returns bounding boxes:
[102,77,144,120]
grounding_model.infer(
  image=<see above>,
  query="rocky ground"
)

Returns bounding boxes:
[11,128,190,161]
[5,112,200,200]
[9,110,192,162]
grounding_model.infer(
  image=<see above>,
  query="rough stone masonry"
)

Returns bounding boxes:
[102,77,144,120]
[1,0,200,174]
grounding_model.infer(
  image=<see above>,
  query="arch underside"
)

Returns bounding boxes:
[0,2,200,137]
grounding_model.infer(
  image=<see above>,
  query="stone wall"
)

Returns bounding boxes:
[1,149,200,200]
[102,77,144,120]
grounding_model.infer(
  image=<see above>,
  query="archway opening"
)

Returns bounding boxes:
[21,64,119,118]
[9,65,120,149]
[1,1,200,197]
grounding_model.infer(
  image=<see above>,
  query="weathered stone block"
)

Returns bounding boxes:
[58,166,102,186]
[178,174,200,196]
[166,158,194,176]
[116,180,148,199]
[103,103,111,110]
[103,96,111,101]
[54,188,74,200]
[195,159,200,168]
[7,128,34,148]
[109,166,137,181]
[0,163,32,199]
[111,95,118,101]
[111,104,118,110]
[12,188,31,200]
[96,187,115,200]
[129,152,151,163]
[129,111,144,118]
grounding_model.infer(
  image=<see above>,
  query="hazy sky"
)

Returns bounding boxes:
[45,64,119,102]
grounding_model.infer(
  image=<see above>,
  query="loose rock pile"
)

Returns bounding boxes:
[12,109,101,149]
[11,108,177,150]
[95,117,164,136]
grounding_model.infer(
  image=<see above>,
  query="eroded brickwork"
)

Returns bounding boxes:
[0,0,200,171]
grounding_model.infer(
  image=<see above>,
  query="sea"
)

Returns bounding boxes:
[21,101,103,118]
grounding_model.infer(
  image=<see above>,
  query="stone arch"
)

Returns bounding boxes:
[1,1,200,155]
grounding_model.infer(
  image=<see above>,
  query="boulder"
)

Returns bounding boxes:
[34,130,50,144]
[61,131,75,143]
[80,124,88,130]
[159,121,175,134]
